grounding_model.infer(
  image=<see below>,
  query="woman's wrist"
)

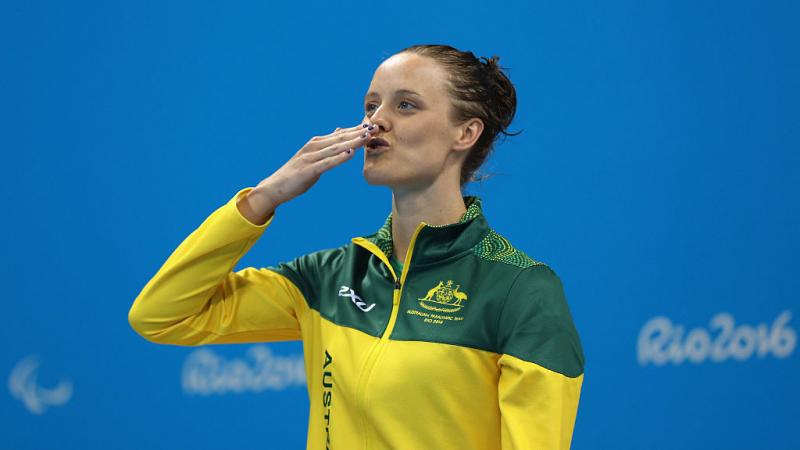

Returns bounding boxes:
[237,184,280,226]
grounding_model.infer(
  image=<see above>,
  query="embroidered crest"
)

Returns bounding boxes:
[418,280,468,313]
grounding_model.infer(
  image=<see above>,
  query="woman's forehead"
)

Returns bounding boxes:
[368,54,448,99]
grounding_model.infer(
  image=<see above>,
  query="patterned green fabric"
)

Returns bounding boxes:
[472,229,543,268]
[365,195,543,269]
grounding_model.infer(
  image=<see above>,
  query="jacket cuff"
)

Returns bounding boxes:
[228,187,277,230]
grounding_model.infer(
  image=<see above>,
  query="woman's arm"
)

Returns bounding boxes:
[497,265,586,449]
[128,123,377,345]
[128,187,307,345]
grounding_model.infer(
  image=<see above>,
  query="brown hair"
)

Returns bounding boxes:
[395,44,521,188]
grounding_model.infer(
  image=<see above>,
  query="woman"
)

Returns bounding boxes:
[129,44,585,450]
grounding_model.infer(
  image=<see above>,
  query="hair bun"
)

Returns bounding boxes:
[479,55,501,71]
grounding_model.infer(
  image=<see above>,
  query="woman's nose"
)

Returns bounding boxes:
[367,117,387,132]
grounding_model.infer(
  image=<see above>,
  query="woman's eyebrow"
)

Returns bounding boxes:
[364,89,423,99]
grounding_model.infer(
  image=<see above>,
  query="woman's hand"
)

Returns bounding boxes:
[236,123,377,225]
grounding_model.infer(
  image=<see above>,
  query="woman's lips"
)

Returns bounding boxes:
[366,137,390,155]
[365,144,390,155]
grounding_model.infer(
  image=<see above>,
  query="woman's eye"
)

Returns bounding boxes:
[364,101,415,113]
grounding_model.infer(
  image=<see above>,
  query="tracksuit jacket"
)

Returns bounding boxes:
[128,187,586,450]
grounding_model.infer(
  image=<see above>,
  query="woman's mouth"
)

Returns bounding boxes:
[366,137,390,154]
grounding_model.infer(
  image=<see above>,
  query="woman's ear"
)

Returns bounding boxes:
[452,118,484,153]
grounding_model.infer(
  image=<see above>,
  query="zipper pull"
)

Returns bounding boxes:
[394,278,401,290]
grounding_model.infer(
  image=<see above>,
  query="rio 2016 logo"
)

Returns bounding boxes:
[637,310,796,366]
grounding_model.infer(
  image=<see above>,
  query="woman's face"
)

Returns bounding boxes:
[361,53,470,191]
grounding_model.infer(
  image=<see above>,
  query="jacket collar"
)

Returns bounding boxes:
[352,195,491,266]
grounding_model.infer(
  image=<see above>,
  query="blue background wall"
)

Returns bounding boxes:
[1,1,797,449]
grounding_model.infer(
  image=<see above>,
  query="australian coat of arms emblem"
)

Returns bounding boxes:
[418,280,468,313]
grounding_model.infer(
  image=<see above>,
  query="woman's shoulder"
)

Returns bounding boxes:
[484,231,583,376]
[470,228,573,327]
[470,227,552,271]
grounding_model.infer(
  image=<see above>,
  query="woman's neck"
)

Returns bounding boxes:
[390,179,466,265]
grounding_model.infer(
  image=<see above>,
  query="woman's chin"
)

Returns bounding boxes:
[362,170,387,186]
[362,164,395,186]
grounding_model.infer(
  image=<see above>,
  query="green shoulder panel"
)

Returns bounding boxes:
[265,244,396,338]
[263,245,347,312]
[472,228,545,268]
[497,264,585,377]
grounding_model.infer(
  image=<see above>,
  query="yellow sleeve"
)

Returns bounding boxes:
[128,187,308,346]
[497,265,585,449]
[498,354,584,449]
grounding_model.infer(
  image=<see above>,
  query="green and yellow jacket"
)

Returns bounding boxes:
[129,187,585,450]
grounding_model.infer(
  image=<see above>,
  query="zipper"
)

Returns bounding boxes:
[350,221,427,448]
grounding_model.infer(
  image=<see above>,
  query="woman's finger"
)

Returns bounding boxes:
[324,124,365,139]
[300,124,369,153]
[306,126,375,154]
[310,140,360,173]
[307,129,375,162]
